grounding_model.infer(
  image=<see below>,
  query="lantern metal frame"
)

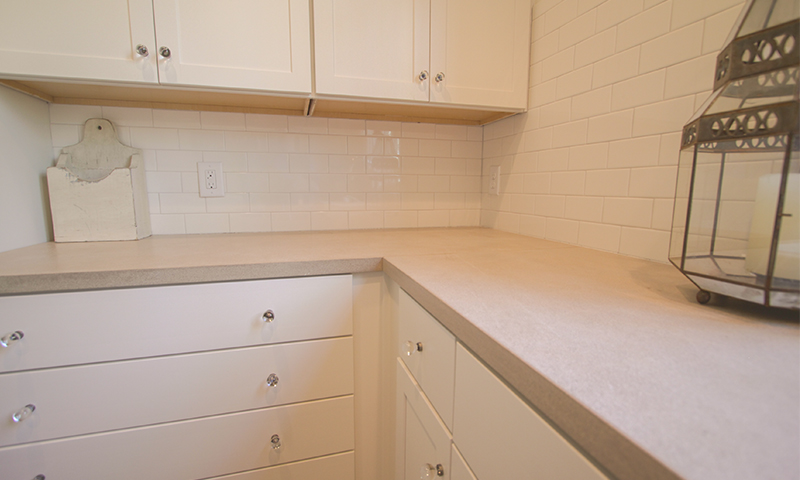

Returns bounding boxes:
[670,0,799,309]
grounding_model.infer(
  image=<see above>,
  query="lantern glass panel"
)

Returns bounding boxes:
[669,148,696,266]
[738,0,800,38]
[706,67,798,115]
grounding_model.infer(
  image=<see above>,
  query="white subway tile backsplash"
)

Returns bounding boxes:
[619,226,670,259]
[664,54,717,99]
[552,120,589,147]
[181,172,199,193]
[384,175,419,193]
[591,47,640,88]
[271,212,311,232]
[179,129,224,151]
[385,211,418,228]
[578,222,621,251]
[269,133,309,153]
[574,27,617,68]
[309,134,348,154]
[596,0,644,31]
[50,104,102,124]
[702,4,745,54]
[384,138,420,156]
[291,193,329,211]
[329,155,366,174]
[602,197,653,227]
[348,174,384,192]
[310,174,348,193]
[224,131,268,152]
[366,121,403,137]
[330,193,366,211]
[160,193,206,214]
[628,166,678,198]
[632,95,696,136]
[290,154,329,173]
[50,124,80,148]
[615,2,671,52]
[250,193,291,212]
[226,172,271,193]
[651,198,674,230]
[146,172,183,193]
[328,118,366,136]
[402,123,436,139]
[671,0,743,30]
[366,156,401,174]
[348,136,384,155]
[569,143,609,170]
[419,210,450,227]
[519,214,547,237]
[288,116,327,134]
[611,69,666,111]
[402,193,435,210]
[559,10,598,50]
[230,213,272,232]
[245,114,288,132]
[150,214,185,235]
[585,169,630,196]
[102,107,153,127]
[207,193,250,213]
[587,110,634,142]
[348,211,384,229]
[571,86,612,120]
[311,211,349,231]
[153,109,202,129]
[607,135,661,168]
[203,152,248,172]
[538,148,571,171]
[565,196,604,221]
[200,112,245,130]
[551,171,586,195]
[248,153,290,172]
[270,173,309,192]
[544,0,579,34]
[130,127,180,150]
[545,217,580,243]
[639,22,704,73]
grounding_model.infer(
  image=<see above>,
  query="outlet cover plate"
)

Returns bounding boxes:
[198,162,224,197]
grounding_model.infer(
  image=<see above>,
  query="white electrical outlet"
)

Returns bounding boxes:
[489,165,500,195]
[198,162,224,197]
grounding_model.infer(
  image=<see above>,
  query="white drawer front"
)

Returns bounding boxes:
[0,395,355,480]
[396,359,452,480]
[0,275,352,372]
[398,289,456,430]
[208,452,354,480]
[0,337,353,447]
[453,344,607,480]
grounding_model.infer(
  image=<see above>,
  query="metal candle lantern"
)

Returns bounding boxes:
[670,0,799,309]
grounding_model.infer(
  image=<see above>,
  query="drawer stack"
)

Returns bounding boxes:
[0,275,355,480]
[396,288,608,480]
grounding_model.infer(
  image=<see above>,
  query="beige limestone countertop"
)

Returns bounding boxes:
[0,227,797,480]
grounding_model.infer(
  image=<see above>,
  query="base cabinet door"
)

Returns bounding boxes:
[453,344,607,480]
[396,359,452,480]
[0,396,354,480]
[0,0,158,83]
[450,445,477,480]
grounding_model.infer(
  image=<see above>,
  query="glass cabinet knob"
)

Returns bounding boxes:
[270,434,281,450]
[0,330,23,348]
[135,44,149,57]
[12,404,35,423]
[404,340,423,356]
[419,70,429,81]
[262,310,275,323]
[420,463,443,479]
[159,46,171,58]
[33,475,46,480]
[434,72,445,83]
[266,373,279,387]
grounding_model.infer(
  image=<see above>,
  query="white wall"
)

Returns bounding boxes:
[49,106,483,235]
[0,85,53,253]
[481,0,747,262]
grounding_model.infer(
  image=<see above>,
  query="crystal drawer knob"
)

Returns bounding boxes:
[0,330,24,348]
[270,434,281,450]
[159,46,171,58]
[262,310,275,322]
[33,476,45,480]
[135,44,149,57]
[434,72,445,83]
[404,340,423,356]
[266,373,279,387]
[12,404,35,423]
[419,70,429,81]
[420,463,444,479]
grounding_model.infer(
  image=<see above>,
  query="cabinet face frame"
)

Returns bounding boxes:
[0,0,159,84]
[151,0,312,93]
[313,0,431,101]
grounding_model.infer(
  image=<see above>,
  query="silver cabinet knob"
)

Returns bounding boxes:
[33,476,45,480]
[0,330,23,348]
[159,46,171,58]
[262,310,275,323]
[404,340,423,356]
[270,434,281,449]
[12,404,35,423]
[266,373,279,387]
[434,72,445,83]
[419,70,429,81]
[135,44,149,57]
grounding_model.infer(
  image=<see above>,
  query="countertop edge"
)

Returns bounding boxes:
[0,258,384,295]
[383,258,683,480]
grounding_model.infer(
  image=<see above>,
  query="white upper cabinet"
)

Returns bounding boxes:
[313,0,430,102]
[313,0,530,109]
[0,0,158,84]
[430,0,531,109]
[152,0,311,93]
[0,0,311,93]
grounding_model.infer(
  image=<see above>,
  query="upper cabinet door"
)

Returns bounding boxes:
[152,0,311,93]
[430,0,530,109]
[0,0,158,84]
[314,0,430,101]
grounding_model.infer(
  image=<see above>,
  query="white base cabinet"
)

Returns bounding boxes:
[0,275,355,480]
[395,288,608,480]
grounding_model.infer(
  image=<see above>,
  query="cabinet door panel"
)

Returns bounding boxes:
[396,359,451,480]
[0,0,158,83]
[0,275,352,372]
[208,452,354,480]
[430,0,530,109]
[0,337,353,447]
[152,0,311,92]
[314,0,430,101]
[398,289,456,430]
[0,396,354,480]
[453,343,607,480]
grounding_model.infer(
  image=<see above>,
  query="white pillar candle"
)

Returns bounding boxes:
[745,173,799,282]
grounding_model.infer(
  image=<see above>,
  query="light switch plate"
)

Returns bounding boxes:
[198,162,224,197]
